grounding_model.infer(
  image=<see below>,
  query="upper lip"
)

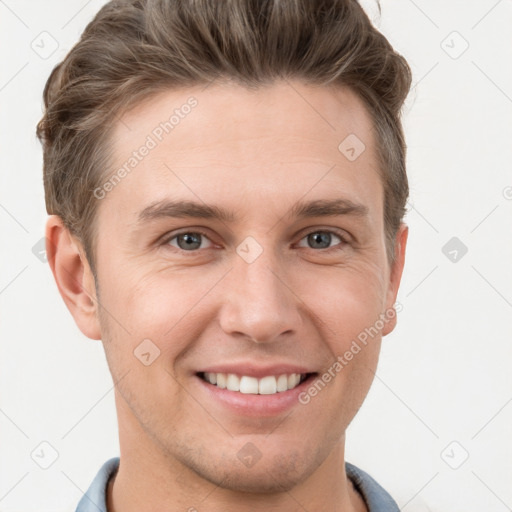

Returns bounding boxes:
[196,363,315,379]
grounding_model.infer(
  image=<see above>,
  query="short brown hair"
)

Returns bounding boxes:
[37,0,412,277]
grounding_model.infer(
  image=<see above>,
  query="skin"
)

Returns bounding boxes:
[47,80,407,512]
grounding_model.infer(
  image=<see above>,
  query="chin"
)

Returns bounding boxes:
[219,474,301,494]
[176,444,316,494]
[196,463,306,494]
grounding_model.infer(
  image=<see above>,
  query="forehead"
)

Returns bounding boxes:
[102,80,382,223]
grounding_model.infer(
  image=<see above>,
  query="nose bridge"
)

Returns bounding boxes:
[218,237,301,343]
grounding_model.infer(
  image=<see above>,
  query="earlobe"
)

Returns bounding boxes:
[45,215,102,340]
[382,223,408,336]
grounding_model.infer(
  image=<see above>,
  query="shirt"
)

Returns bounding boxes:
[75,457,400,511]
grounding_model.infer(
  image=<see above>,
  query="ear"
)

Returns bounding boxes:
[45,215,102,340]
[382,223,408,336]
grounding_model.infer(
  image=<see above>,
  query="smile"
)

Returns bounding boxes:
[199,372,310,395]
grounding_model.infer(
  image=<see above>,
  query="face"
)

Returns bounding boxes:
[68,80,406,493]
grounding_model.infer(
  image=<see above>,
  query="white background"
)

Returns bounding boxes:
[1,1,511,511]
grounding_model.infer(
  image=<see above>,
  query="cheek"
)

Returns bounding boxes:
[97,280,189,425]
[99,265,226,370]
[298,262,387,346]
[101,262,193,330]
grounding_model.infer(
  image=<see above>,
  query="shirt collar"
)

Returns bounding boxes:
[76,457,399,512]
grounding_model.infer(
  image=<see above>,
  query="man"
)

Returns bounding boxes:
[37,0,411,510]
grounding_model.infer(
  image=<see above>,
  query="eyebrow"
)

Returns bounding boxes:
[137,197,369,224]
[290,198,368,219]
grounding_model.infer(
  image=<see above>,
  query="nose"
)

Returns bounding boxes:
[218,242,303,344]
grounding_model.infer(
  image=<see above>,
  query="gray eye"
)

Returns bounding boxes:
[300,231,342,249]
[168,232,212,251]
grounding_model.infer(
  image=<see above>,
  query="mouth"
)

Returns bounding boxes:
[197,371,315,395]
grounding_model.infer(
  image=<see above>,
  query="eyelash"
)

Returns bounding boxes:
[160,228,350,254]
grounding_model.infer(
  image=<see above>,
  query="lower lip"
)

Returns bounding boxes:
[195,374,317,417]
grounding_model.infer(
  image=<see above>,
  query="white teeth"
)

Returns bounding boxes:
[202,372,306,394]
[259,376,277,394]
[240,376,259,394]
[276,374,288,392]
[288,373,300,388]
[216,373,227,389]
[226,373,240,392]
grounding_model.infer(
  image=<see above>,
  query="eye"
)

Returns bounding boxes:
[296,230,348,251]
[160,228,348,253]
[164,230,214,251]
